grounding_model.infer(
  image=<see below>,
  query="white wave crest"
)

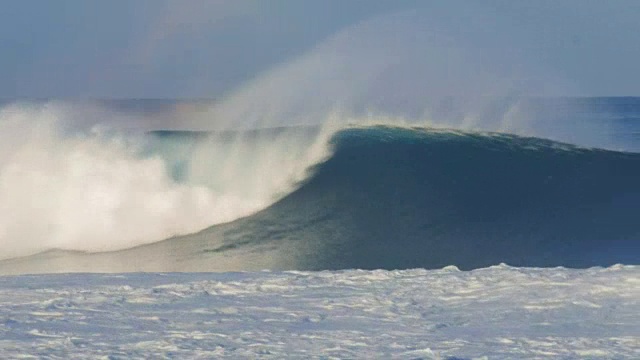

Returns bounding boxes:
[0,103,330,260]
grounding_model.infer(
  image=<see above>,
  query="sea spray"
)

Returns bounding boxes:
[0,103,333,259]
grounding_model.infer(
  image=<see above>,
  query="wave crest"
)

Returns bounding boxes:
[0,103,329,259]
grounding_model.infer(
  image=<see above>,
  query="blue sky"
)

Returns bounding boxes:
[1,0,639,98]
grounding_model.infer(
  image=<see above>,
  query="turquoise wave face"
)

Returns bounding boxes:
[207,126,640,270]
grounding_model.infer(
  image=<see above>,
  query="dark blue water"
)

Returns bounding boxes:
[207,126,640,270]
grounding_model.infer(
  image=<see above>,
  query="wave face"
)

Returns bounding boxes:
[205,126,640,270]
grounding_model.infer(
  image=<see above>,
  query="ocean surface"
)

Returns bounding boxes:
[0,97,638,274]
[1,97,639,359]
[2,265,637,358]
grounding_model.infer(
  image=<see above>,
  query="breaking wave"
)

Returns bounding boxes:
[0,103,330,260]
[0,101,638,272]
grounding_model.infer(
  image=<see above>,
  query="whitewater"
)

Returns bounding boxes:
[0,102,333,261]
[0,265,637,359]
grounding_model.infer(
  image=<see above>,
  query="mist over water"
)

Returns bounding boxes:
[174,9,622,149]
[184,10,557,130]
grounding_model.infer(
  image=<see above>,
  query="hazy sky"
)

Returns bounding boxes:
[1,0,639,98]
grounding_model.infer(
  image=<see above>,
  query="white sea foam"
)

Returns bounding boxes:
[0,103,331,259]
[0,265,636,358]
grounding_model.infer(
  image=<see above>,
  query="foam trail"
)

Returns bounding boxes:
[0,103,329,260]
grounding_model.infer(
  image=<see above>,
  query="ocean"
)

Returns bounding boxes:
[0,98,638,359]
[0,97,637,274]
